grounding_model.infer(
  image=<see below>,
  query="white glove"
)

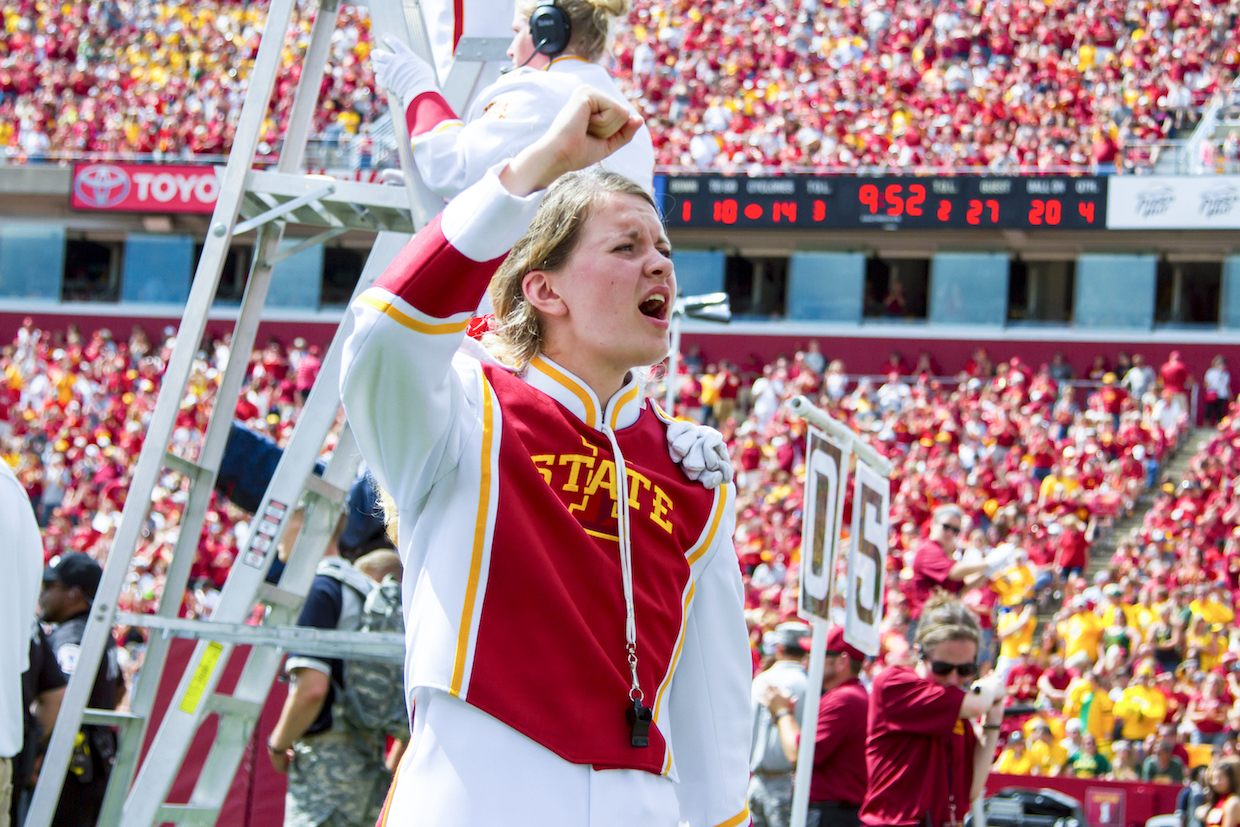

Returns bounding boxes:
[983,545,1016,578]
[371,34,439,108]
[971,672,1006,707]
[666,420,734,489]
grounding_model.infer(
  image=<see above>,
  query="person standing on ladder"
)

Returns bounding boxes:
[37,553,123,827]
[371,0,655,197]
[341,88,749,826]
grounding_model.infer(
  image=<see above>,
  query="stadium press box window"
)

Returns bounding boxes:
[1075,255,1158,329]
[0,224,64,301]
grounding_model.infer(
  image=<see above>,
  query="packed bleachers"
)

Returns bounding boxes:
[0,0,378,161]
[662,344,1240,780]
[3,0,1238,169]
[611,0,1240,172]
[4,319,321,625]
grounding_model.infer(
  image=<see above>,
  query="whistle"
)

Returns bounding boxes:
[627,699,653,748]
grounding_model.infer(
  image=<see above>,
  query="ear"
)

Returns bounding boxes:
[522,270,568,318]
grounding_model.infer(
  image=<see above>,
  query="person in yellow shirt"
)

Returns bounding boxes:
[1039,464,1082,505]
[994,731,1039,776]
[1027,719,1068,777]
[1100,585,1142,631]
[1059,597,1105,663]
[1113,669,1167,741]
[993,552,1036,608]
[1130,589,1159,639]
[1188,617,1224,671]
[698,364,721,413]
[996,603,1036,678]
[1064,670,1116,753]
[1191,585,1236,626]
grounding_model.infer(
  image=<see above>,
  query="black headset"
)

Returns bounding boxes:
[529,0,572,57]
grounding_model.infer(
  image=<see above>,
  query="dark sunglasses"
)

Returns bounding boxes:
[927,660,979,678]
[938,523,962,534]
[823,649,843,658]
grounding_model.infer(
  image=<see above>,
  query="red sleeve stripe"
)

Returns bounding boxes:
[406,90,459,137]
[373,213,505,318]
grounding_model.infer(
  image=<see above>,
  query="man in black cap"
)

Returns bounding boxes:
[39,552,123,827]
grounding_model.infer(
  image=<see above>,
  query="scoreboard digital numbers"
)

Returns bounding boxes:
[658,175,1108,230]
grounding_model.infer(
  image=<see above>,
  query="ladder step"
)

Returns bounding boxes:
[203,694,264,719]
[257,583,305,610]
[82,709,143,727]
[155,803,219,826]
[242,171,418,232]
[164,451,208,480]
[303,473,347,503]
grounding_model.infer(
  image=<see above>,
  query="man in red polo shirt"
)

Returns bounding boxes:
[1159,351,1192,414]
[908,505,990,639]
[761,625,870,827]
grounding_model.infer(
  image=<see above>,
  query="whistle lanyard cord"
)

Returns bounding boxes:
[603,425,642,703]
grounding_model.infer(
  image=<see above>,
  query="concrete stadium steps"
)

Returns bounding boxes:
[1031,426,1214,641]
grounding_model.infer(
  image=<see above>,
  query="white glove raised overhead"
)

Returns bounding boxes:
[371,34,440,109]
[666,419,734,490]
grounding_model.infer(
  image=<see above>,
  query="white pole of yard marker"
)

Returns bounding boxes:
[787,396,892,827]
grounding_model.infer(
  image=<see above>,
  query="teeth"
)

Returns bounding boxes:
[646,294,665,307]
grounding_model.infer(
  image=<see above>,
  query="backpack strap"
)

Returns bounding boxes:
[315,558,372,633]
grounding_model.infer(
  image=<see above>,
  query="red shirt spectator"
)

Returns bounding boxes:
[809,675,869,807]
[861,667,978,827]
[1160,351,1190,395]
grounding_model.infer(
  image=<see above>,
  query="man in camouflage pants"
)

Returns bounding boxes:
[266,498,403,827]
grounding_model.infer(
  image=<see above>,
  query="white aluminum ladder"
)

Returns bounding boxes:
[24,0,508,824]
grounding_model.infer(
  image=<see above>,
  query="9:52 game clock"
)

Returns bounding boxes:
[659,175,1108,230]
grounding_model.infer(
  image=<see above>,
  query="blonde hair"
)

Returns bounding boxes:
[484,169,655,370]
[915,592,981,651]
[515,0,628,62]
[375,485,398,546]
[355,549,402,583]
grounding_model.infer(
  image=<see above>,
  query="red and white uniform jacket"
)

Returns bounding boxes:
[341,169,750,827]
[405,56,655,197]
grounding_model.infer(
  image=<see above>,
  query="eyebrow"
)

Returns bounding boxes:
[615,228,672,249]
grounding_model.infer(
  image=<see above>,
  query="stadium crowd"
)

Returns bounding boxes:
[2,310,1237,786]
[612,0,1240,172]
[662,343,1240,782]
[0,318,324,637]
[0,0,378,161]
[3,0,1240,169]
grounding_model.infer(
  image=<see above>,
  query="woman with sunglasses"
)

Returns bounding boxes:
[861,593,1006,827]
[907,505,993,642]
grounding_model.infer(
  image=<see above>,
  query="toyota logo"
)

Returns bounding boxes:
[74,164,131,208]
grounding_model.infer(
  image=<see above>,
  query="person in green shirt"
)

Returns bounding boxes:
[1068,733,1111,779]
[1142,739,1187,784]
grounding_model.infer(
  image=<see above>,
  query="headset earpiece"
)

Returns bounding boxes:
[529,0,571,57]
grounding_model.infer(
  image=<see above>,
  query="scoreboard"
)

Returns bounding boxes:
[658,175,1108,230]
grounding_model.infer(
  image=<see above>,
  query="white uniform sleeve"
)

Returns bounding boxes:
[412,79,563,199]
[340,169,544,512]
[668,485,752,827]
[0,461,43,757]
